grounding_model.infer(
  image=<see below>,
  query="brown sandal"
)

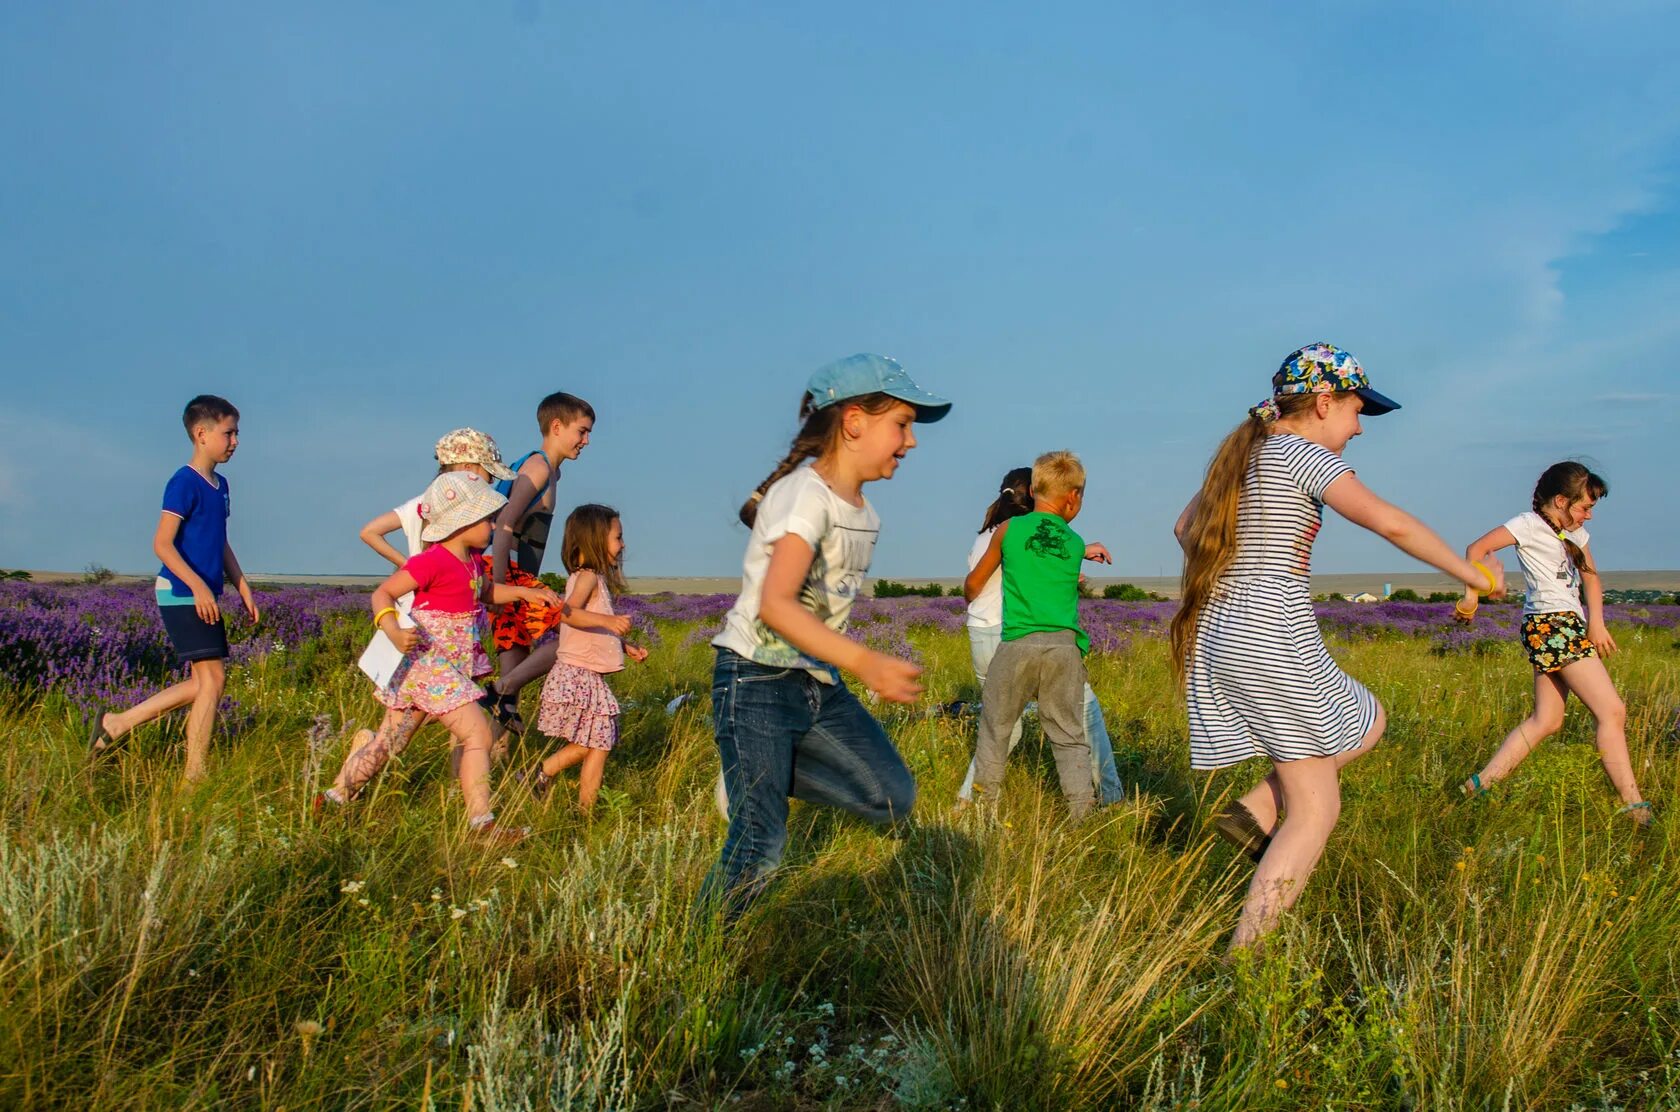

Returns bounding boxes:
[1214,802,1272,863]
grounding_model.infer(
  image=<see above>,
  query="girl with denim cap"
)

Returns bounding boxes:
[700,354,950,920]
[1171,343,1496,950]
[1456,463,1651,825]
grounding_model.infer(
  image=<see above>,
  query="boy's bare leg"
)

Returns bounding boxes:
[180,658,226,783]
[495,638,558,699]
[102,676,201,745]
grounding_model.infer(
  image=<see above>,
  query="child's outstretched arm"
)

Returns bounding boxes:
[1463,526,1516,604]
[153,513,218,625]
[358,510,408,569]
[1323,475,1504,595]
[554,570,632,637]
[372,569,422,653]
[962,523,1007,603]
[1084,542,1113,565]
[222,542,260,625]
[761,536,922,703]
[1579,542,1616,656]
[490,455,551,584]
[486,577,564,611]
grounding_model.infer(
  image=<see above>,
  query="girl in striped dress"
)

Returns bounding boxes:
[1171,343,1496,950]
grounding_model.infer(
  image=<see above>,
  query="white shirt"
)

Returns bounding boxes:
[714,465,880,682]
[966,528,1003,628]
[1504,510,1589,617]
[393,495,425,558]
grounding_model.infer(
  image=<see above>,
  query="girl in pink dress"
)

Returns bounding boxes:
[526,504,646,812]
[317,472,561,843]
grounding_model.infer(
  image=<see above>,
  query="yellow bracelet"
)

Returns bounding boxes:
[1471,561,1497,595]
[372,606,399,628]
[1454,598,1478,618]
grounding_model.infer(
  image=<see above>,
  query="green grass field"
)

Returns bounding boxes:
[2,609,1677,1109]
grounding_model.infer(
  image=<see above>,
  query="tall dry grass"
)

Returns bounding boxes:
[0,609,1675,1107]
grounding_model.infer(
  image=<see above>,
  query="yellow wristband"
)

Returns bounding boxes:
[372,606,399,628]
[1471,561,1497,595]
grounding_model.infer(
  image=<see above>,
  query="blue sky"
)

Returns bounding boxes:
[3,2,1677,580]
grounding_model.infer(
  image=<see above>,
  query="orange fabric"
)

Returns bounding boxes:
[482,556,565,650]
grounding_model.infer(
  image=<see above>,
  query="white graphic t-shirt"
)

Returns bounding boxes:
[1504,510,1589,617]
[714,465,880,682]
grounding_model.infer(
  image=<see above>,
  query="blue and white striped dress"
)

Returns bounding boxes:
[1187,433,1379,770]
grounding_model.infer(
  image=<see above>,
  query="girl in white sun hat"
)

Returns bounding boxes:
[317,471,561,844]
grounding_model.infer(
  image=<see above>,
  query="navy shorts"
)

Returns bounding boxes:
[158,602,229,664]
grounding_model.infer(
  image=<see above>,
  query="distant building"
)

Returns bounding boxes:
[1350,591,1380,603]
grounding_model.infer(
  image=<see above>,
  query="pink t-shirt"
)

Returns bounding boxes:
[556,573,624,674]
[404,546,484,613]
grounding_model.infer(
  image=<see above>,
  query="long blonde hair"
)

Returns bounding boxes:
[1169,393,1322,685]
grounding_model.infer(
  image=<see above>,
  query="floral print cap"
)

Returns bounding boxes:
[1272,342,1400,416]
[433,427,517,481]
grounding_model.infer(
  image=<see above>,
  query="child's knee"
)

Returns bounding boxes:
[881,766,917,821]
[1531,708,1566,737]
[1596,698,1627,733]
[1369,701,1387,742]
[192,660,226,695]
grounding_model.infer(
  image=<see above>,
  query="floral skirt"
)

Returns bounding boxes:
[1522,611,1596,673]
[482,556,566,650]
[375,609,492,715]
[537,663,620,751]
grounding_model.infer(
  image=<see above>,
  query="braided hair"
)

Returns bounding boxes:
[1532,462,1607,579]
[739,391,901,527]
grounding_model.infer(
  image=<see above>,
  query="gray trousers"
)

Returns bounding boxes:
[973,630,1095,814]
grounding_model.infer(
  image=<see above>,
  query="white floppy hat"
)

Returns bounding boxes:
[418,472,508,542]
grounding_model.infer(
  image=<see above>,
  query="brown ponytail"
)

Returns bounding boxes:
[1532,462,1607,579]
[1169,393,1322,686]
[739,391,902,527]
[978,467,1034,533]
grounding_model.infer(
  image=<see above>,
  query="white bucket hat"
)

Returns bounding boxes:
[418,472,508,542]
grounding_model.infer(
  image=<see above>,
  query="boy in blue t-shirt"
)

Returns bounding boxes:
[87,395,259,782]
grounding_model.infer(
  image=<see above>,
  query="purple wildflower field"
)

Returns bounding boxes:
[5,582,1676,711]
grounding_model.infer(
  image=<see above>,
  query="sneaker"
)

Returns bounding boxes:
[85,707,118,765]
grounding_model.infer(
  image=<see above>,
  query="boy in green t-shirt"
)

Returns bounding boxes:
[964,451,1112,819]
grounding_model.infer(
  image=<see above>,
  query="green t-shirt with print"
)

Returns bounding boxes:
[1000,511,1089,654]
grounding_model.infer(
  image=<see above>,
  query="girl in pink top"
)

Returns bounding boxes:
[526,504,648,811]
[316,472,561,843]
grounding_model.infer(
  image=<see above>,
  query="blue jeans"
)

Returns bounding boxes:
[956,624,1124,805]
[701,648,917,918]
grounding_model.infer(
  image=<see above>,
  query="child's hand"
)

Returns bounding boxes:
[238,582,260,626]
[529,586,564,608]
[602,614,633,637]
[1084,542,1113,565]
[387,625,421,653]
[191,583,221,625]
[625,643,649,663]
[857,650,923,704]
[1588,621,1618,657]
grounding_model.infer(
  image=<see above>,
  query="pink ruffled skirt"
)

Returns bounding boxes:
[537,663,620,751]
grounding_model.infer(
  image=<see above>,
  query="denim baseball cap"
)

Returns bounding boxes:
[805,353,952,423]
[1273,342,1400,416]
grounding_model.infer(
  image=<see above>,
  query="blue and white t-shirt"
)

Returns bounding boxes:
[157,466,231,601]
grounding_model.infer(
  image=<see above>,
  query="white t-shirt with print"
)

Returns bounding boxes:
[966,528,1003,629]
[714,465,880,683]
[1504,510,1589,617]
